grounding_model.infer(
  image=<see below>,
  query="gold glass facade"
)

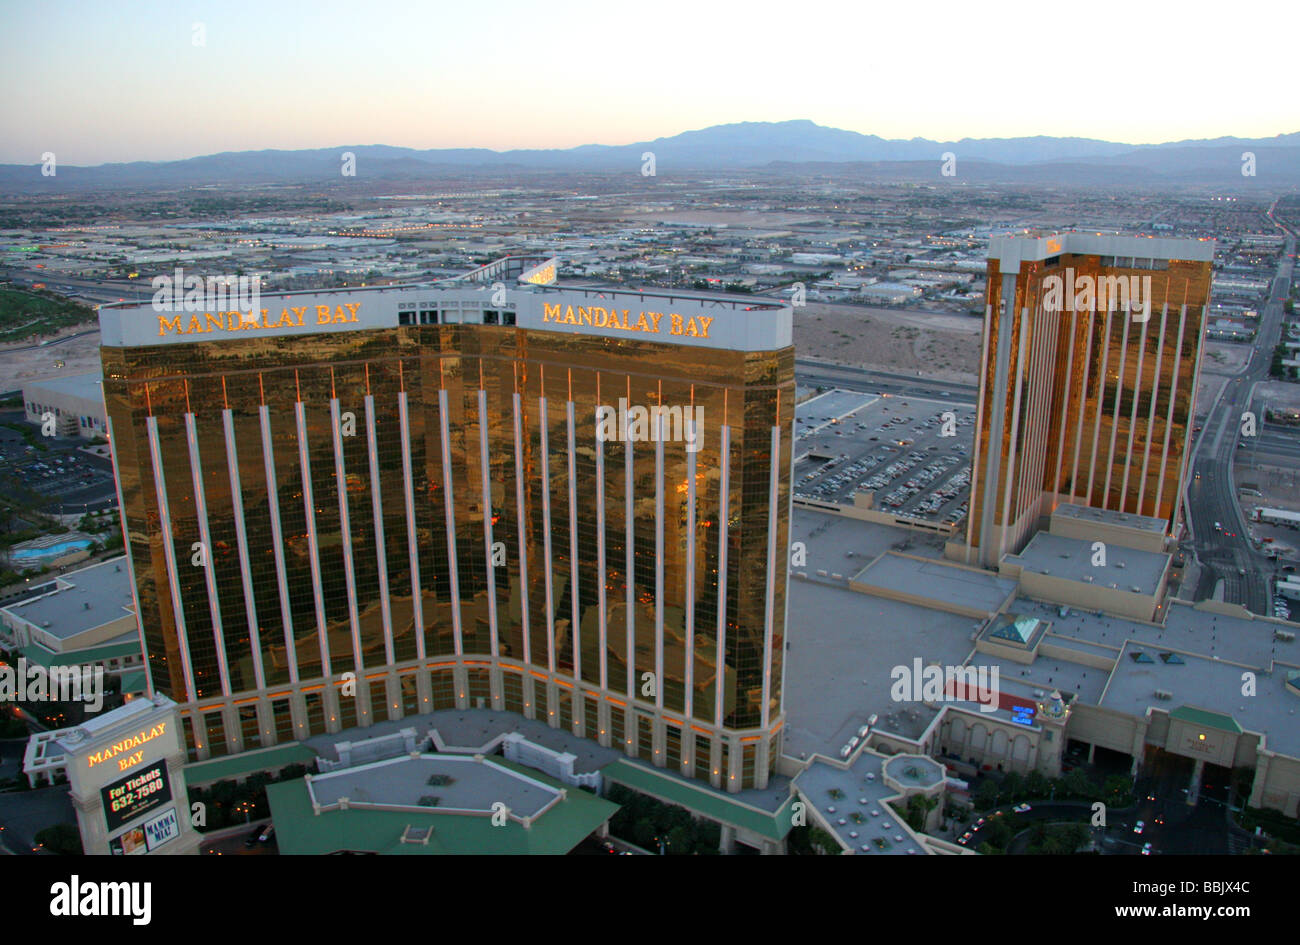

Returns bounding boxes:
[102,312,793,791]
[968,245,1213,564]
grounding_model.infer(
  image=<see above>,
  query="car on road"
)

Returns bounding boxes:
[1133,820,1145,835]
[257,825,275,844]
[1141,842,1153,855]
[1013,803,1032,813]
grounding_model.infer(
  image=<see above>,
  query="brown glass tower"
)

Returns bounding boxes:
[99,257,795,791]
[965,234,1215,567]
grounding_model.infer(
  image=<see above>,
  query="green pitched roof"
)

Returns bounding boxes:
[1169,705,1243,734]
[601,757,794,840]
[265,757,618,855]
[184,742,320,785]
[118,670,148,694]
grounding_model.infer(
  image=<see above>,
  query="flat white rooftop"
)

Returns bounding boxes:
[1006,532,1169,596]
[1053,501,1168,535]
[988,232,1216,270]
[307,754,559,817]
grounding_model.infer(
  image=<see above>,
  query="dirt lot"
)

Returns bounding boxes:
[1201,341,1252,374]
[0,327,103,389]
[794,301,982,383]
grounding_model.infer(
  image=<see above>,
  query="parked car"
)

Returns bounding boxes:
[244,824,267,847]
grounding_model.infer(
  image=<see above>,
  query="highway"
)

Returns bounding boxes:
[795,358,978,403]
[1186,204,1295,613]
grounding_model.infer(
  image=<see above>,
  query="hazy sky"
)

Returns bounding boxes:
[2,0,1295,165]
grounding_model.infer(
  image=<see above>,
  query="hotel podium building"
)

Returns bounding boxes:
[963,234,1215,567]
[99,257,794,792]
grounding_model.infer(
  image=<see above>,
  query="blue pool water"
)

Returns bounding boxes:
[10,539,93,561]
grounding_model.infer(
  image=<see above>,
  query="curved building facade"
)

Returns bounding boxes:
[99,257,795,791]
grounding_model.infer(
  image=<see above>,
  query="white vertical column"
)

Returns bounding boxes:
[224,410,266,691]
[1120,306,1150,511]
[185,412,232,697]
[437,388,463,656]
[965,299,994,554]
[625,437,635,699]
[398,392,424,661]
[106,416,151,697]
[1085,309,1113,507]
[684,434,697,720]
[512,392,531,666]
[539,396,555,673]
[714,424,730,727]
[595,424,608,691]
[261,405,298,683]
[997,305,1031,558]
[296,401,331,677]
[654,417,664,712]
[1103,304,1132,509]
[364,395,395,666]
[478,388,498,658]
[1051,309,1079,501]
[1154,305,1189,518]
[330,399,363,671]
[1137,304,1169,515]
[761,423,780,729]
[1070,310,1097,506]
[146,416,198,704]
[567,399,580,682]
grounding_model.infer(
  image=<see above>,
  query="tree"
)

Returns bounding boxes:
[35,823,83,855]
[809,826,840,854]
[1063,768,1094,799]
[666,825,693,854]
[1103,774,1132,805]
[632,818,656,850]
[974,778,1000,810]
[1026,771,1049,798]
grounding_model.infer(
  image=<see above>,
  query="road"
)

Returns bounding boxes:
[1186,204,1295,613]
[795,358,978,403]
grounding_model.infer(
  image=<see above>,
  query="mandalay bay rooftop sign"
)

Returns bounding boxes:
[542,302,715,339]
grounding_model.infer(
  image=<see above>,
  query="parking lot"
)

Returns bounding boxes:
[794,389,976,527]
[0,416,118,515]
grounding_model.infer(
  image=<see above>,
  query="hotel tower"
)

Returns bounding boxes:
[99,257,794,791]
[965,233,1215,567]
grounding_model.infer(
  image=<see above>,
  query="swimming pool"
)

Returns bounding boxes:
[9,539,93,561]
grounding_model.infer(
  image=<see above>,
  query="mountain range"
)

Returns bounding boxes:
[3,120,1298,190]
